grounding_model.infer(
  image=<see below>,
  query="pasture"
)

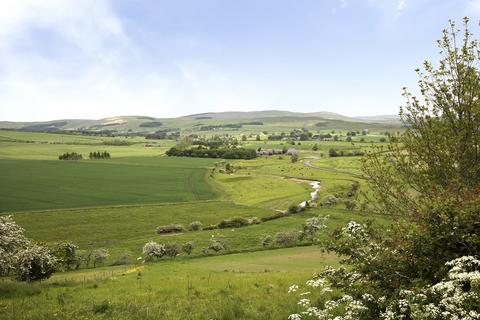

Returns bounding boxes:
[0,128,390,319]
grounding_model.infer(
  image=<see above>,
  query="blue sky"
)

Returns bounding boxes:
[0,0,479,121]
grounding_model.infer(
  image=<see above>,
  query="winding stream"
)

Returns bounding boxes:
[299,180,320,209]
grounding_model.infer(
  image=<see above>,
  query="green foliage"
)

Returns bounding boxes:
[217,216,249,229]
[208,239,225,253]
[58,152,82,160]
[164,243,182,258]
[304,18,480,319]
[89,151,111,159]
[156,224,185,234]
[182,241,194,255]
[52,241,78,271]
[166,146,257,159]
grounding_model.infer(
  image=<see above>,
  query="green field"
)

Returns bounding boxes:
[0,157,217,212]
[0,126,391,319]
[0,246,337,320]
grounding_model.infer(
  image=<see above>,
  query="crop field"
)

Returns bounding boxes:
[0,127,392,319]
[0,157,217,211]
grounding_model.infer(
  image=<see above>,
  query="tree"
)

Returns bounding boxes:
[182,241,194,255]
[296,18,480,319]
[53,242,78,270]
[300,216,327,244]
[15,245,57,282]
[312,144,318,151]
[92,249,109,268]
[255,134,261,141]
[0,215,29,275]
[290,154,299,163]
[328,148,338,157]
[164,243,181,258]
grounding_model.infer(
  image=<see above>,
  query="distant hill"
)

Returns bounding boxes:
[0,110,401,134]
[183,110,360,121]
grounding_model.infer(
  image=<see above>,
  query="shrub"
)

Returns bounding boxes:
[182,241,194,255]
[209,239,225,253]
[203,224,218,230]
[52,242,78,271]
[344,199,357,210]
[164,243,181,258]
[217,217,249,229]
[188,221,203,231]
[58,152,82,160]
[74,250,91,269]
[0,215,30,276]
[142,241,165,261]
[324,195,337,207]
[247,217,261,225]
[274,231,297,247]
[156,224,185,234]
[92,249,109,268]
[261,235,273,247]
[15,245,57,282]
[261,211,288,222]
[287,204,301,214]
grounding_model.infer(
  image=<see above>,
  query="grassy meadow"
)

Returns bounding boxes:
[0,125,393,319]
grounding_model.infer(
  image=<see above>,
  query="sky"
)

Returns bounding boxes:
[0,0,479,121]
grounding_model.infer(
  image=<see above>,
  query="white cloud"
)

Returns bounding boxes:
[397,0,407,12]
[0,0,190,120]
[0,0,269,120]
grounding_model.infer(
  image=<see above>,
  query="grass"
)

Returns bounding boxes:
[0,157,217,212]
[0,129,393,319]
[0,246,338,320]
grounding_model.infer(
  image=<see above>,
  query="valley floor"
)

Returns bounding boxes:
[0,130,389,319]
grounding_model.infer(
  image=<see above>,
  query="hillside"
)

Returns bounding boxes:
[0,110,401,134]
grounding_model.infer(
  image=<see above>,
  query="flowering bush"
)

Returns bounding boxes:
[142,241,165,261]
[299,215,328,244]
[275,231,298,247]
[288,256,480,320]
[15,245,57,282]
[188,221,203,231]
[0,215,30,275]
[92,249,109,268]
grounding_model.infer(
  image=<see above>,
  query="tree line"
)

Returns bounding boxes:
[166,146,257,159]
[89,151,111,159]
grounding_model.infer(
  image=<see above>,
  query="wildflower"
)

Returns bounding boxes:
[288,284,299,293]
